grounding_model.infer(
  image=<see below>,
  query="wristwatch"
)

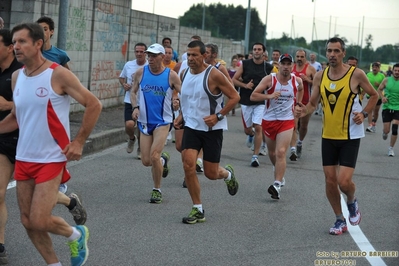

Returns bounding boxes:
[216,112,224,121]
[361,111,368,118]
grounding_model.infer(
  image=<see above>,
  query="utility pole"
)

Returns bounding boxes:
[264,0,269,47]
[244,0,251,54]
[202,0,206,30]
[57,0,69,50]
[311,0,316,51]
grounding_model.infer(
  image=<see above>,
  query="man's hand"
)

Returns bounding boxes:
[246,79,254,90]
[174,114,184,129]
[132,108,139,121]
[203,114,218,127]
[123,83,132,91]
[352,111,366,125]
[62,141,83,161]
[0,96,11,111]
[295,102,308,118]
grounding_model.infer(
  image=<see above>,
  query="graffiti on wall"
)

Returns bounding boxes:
[66,7,88,51]
[91,60,125,100]
[96,2,114,14]
[159,23,176,32]
[96,9,127,52]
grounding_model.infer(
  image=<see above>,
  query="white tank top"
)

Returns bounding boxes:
[13,63,70,162]
[180,65,227,131]
[263,73,298,121]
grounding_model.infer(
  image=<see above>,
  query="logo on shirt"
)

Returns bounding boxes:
[36,87,49,97]
[142,84,166,96]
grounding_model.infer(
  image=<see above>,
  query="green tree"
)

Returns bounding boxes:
[179,3,265,45]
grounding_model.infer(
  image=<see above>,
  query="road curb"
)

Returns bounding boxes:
[83,127,126,155]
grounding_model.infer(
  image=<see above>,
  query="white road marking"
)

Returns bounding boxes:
[341,194,387,266]
[7,180,16,190]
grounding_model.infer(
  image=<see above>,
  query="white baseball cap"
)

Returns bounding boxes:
[146,43,165,55]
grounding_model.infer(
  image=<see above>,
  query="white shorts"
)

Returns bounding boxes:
[241,104,264,128]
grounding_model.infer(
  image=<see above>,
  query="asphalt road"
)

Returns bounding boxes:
[5,110,399,266]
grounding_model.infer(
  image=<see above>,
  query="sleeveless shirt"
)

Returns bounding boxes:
[138,66,173,124]
[320,66,364,140]
[180,65,227,132]
[13,63,70,162]
[263,73,298,121]
[292,63,311,104]
[239,59,272,106]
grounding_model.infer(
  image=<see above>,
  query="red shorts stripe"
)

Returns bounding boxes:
[262,120,295,141]
[14,161,71,184]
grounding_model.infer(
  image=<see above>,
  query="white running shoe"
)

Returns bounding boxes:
[388,147,395,157]
[59,183,68,194]
[259,146,267,156]
[126,136,136,153]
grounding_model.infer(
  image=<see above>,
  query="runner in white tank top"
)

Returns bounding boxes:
[174,40,240,224]
[14,62,70,163]
[251,53,303,200]
[0,23,102,265]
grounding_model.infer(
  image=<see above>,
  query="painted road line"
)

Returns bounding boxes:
[341,194,386,266]
[7,180,16,190]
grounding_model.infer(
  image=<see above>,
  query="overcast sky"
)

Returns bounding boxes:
[132,0,399,49]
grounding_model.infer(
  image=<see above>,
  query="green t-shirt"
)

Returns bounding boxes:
[366,72,385,99]
[383,76,399,110]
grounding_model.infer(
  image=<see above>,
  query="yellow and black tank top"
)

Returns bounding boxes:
[320,66,364,140]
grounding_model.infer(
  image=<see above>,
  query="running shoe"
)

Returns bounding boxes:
[126,136,136,153]
[149,189,162,204]
[382,132,388,140]
[268,184,281,199]
[347,198,362,226]
[289,150,297,161]
[246,134,254,148]
[68,225,89,266]
[196,159,204,173]
[259,146,268,156]
[251,156,260,167]
[281,177,286,187]
[329,219,348,235]
[366,126,375,133]
[0,246,8,265]
[161,152,170,178]
[137,147,141,160]
[182,207,205,224]
[225,165,239,196]
[388,147,395,157]
[296,144,302,158]
[59,183,68,194]
[69,193,87,225]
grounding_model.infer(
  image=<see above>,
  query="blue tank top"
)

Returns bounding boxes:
[138,66,173,124]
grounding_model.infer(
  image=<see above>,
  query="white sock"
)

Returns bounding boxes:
[224,171,232,181]
[193,204,203,213]
[67,226,81,242]
[153,188,161,193]
[160,157,165,166]
[297,140,302,146]
[274,181,282,187]
[48,263,62,266]
[290,146,296,151]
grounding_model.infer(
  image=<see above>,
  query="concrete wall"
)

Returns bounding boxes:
[1,0,245,112]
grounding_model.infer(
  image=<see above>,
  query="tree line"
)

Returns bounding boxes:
[180,3,399,67]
